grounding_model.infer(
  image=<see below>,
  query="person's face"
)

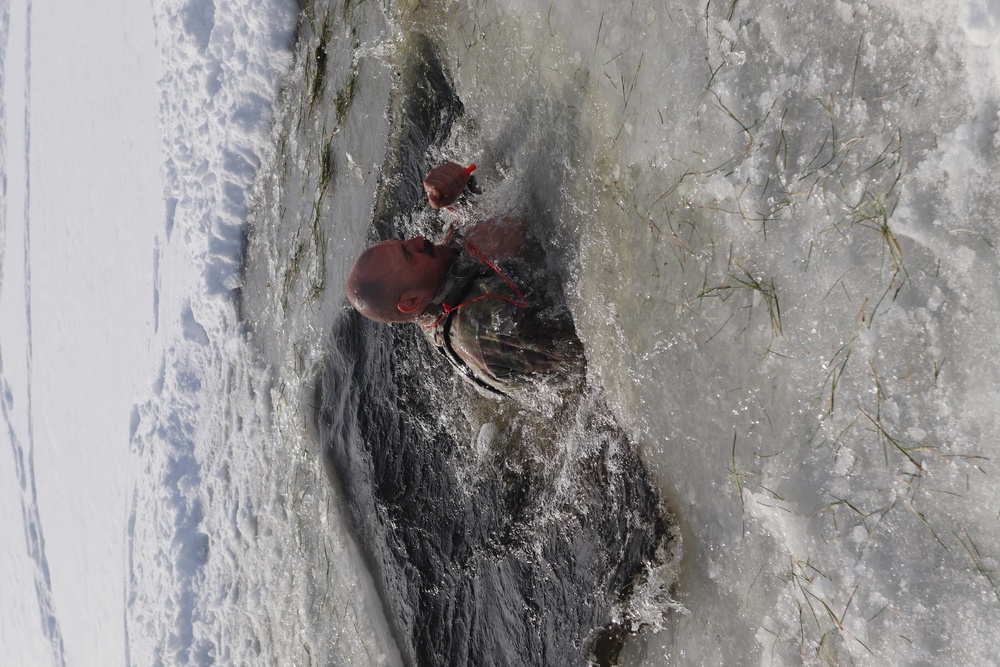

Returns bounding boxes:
[363,236,454,316]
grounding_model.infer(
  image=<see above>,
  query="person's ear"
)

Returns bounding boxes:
[397,291,426,315]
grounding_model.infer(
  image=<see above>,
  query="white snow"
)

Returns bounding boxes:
[1,0,164,664]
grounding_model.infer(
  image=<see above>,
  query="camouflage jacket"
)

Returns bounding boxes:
[423,250,584,396]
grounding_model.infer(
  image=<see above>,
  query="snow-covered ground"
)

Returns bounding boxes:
[0,0,164,664]
[0,0,296,664]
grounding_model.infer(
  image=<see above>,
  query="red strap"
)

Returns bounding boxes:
[424,241,528,329]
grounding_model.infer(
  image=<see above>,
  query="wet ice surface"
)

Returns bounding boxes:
[519,1,1000,664]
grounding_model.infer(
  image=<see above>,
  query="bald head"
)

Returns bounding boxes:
[347,245,407,322]
[346,237,455,323]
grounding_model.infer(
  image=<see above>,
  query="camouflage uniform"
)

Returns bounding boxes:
[423,248,584,396]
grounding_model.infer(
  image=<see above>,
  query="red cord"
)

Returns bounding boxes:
[425,241,528,329]
[427,163,522,330]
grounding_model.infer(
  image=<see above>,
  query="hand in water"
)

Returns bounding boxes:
[423,162,475,209]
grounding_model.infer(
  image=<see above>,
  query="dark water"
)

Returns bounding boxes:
[316,34,673,667]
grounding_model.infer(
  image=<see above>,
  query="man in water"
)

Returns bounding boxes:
[346,162,583,395]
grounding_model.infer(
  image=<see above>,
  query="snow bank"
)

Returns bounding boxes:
[126,0,296,663]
